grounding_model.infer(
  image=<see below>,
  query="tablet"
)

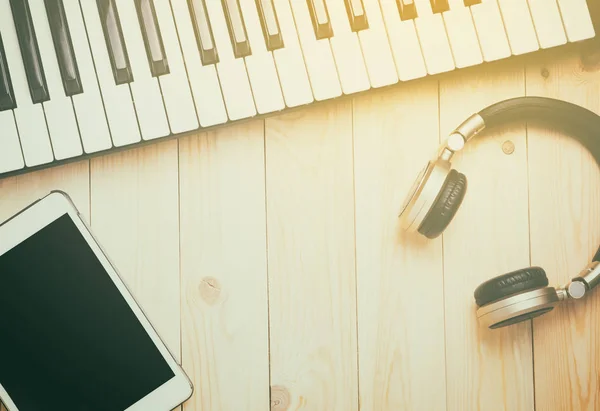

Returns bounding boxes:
[0,191,193,411]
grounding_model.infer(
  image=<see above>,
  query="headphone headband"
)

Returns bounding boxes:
[448,97,600,262]
[449,97,600,160]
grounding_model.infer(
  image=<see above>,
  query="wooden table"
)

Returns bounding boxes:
[1,41,599,411]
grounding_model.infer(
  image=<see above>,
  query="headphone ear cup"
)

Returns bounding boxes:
[474,267,549,307]
[417,169,467,239]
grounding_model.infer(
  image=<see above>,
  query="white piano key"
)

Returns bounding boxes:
[116,0,170,140]
[238,0,286,113]
[28,0,83,161]
[63,0,112,154]
[79,0,141,147]
[413,0,455,74]
[169,0,228,128]
[527,0,567,49]
[556,0,595,42]
[287,0,342,100]
[443,0,483,68]
[152,0,199,133]
[324,0,371,94]
[204,0,257,120]
[377,0,427,81]
[0,0,54,167]
[270,0,314,107]
[470,0,511,61]
[357,0,398,88]
[496,0,539,55]
[0,111,24,173]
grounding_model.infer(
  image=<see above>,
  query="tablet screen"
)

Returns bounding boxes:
[0,213,175,410]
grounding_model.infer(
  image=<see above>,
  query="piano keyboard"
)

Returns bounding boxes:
[0,0,598,179]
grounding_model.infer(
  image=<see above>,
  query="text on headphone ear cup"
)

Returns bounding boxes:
[474,267,549,307]
[417,169,467,239]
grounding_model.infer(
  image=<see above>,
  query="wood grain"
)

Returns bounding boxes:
[440,60,534,410]
[90,141,181,365]
[265,100,358,411]
[353,80,447,411]
[525,46,600,410]
[0,161,90,223]
[178,121,270,411]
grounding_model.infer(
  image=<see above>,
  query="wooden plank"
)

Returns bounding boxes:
[90,141,180,366]
[178,122,270,411]
[353,80,447,410]
[440,60,534,410]
[265,101,358,411]
[0,161,90,222]
[526,47,600,410]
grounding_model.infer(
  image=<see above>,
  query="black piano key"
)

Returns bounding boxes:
[187,0,219,65]
[221,0,252,58]
[0,34,17,111]
[9,0,50,104]
[306,0,333,39]
[255,0,284,51]
[430,0,449,13]
[396,0,418,20]
[134,0,169,76]
[44,0,83,96]
[344,0,369,32]
[96,0,133,84]
[463,0,481,5]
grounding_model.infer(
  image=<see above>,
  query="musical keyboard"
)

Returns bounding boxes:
[0,0,598,179]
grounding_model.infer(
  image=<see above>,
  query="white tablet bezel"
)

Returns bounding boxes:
[0,191,193,411]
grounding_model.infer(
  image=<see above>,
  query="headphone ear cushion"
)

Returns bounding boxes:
[474,267,549,307]
[418,169,467,239]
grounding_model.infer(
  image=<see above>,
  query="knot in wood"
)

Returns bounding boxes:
[540,68,550,79]
[580,45,600,72]
[270,385,290,411]
[199,277,221,305]
[502,140,515,155]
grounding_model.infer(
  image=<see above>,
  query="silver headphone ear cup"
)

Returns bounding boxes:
[476,287,560,329]
[488,306,554,329]
[474,267,558,329]
[399,160,451,233]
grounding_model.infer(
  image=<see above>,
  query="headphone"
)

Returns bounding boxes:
[399,96,600,329]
